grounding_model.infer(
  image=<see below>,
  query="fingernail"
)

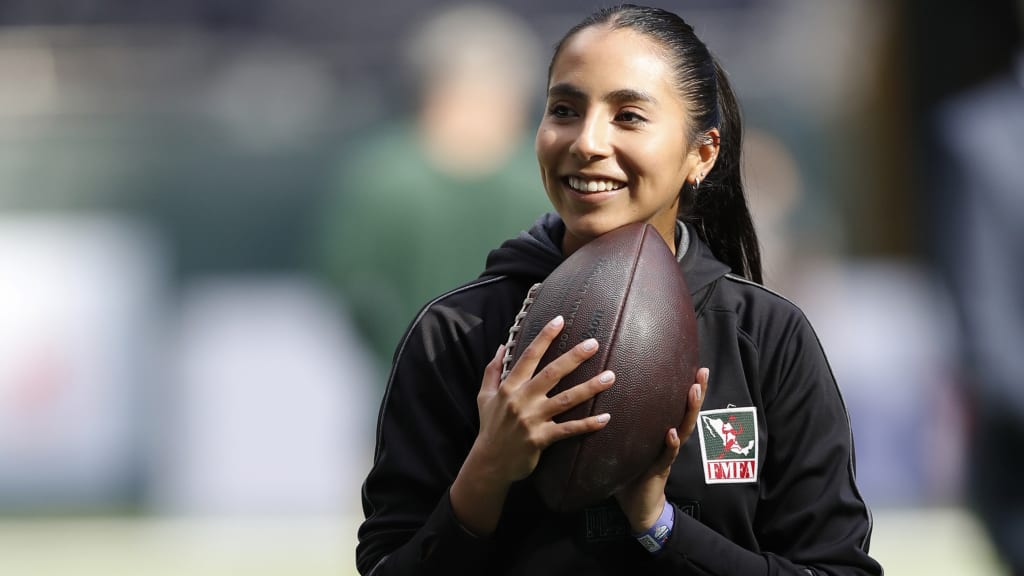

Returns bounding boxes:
[582,338,598,352]
[599,371,614,384]
[596,413,610,423]
[670,428,679,441]
[550,315,564,327]
[693,384,701,402]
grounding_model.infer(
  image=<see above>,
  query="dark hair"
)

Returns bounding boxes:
[549,4,763,283]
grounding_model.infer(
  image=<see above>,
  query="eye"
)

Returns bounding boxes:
[615,110,647,124]
[547,103,577,119]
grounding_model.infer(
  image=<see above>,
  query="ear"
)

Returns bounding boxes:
[688,128,720,186]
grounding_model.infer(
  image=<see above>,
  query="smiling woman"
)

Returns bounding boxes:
[356,4,882,575]
[536,25,713,256]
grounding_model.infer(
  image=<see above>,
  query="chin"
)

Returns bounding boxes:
[561,213,632,248]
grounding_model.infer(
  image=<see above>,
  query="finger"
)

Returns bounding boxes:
[526,336,600,395]
[544,411,611,445]
[678,367,710,442]
[506,315,564,386]
[543,370,615,419]
[481,344,506,396]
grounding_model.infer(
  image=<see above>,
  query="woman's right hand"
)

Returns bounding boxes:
[450,315,615,535]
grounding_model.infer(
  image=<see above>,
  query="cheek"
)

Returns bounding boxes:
[535,127,560,200]
[535,126,560,166]
[648,138,690,184]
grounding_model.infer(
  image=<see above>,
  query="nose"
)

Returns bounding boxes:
[569,114,612,161]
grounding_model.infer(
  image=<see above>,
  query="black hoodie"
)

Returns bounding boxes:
[357,213,882,575]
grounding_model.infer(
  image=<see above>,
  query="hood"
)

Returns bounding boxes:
[481,212,731,296]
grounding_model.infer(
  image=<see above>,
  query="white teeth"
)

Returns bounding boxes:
[568,176,624,193]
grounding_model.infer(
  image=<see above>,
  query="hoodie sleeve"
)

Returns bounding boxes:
[643,309,882,576]
[355,301,495,576]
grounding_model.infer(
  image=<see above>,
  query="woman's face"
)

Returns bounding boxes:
[536,25,706,255]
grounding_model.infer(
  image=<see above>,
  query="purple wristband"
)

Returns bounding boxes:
[634,499,674,554]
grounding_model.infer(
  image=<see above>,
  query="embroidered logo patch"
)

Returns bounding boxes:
[697,406,759,484]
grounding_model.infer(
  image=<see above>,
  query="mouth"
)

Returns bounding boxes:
[563,175,627,193]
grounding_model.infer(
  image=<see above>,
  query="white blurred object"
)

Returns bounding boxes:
[152,276,377,516]
[0,214,165,507]
[794,260,962,505]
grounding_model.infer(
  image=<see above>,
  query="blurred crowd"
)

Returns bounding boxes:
[0,0,1020,570]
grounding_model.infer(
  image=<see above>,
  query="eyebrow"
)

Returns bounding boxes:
[547,82,659,106]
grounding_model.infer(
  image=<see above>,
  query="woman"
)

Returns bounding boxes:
[356,5,881,575]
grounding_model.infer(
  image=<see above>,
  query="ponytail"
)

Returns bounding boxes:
[686,61,763,283]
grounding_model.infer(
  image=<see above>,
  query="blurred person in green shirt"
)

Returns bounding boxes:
[317,4,550,376]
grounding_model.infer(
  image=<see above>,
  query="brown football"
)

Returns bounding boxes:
[501,222,699,513]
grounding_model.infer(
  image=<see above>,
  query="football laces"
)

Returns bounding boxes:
[501,282,543,381]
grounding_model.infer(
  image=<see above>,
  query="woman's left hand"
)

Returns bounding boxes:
[615,367,710,533]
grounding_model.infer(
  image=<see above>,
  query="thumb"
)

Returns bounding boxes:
[648,427,681,480]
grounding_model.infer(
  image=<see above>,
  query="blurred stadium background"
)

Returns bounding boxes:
[0,0,1020,573]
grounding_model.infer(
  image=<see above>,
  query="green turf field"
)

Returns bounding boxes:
[0,507,1008,575]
